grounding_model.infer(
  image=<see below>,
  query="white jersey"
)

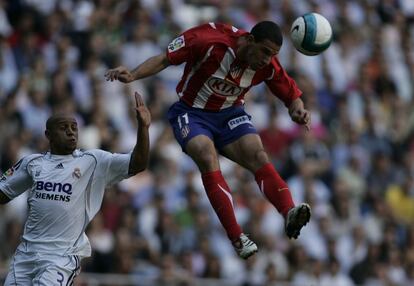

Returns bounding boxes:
[0,149,131,257]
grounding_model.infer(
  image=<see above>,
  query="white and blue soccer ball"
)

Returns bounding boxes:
[290,12,333,56]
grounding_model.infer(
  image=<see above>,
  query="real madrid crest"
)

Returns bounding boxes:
[72,168,81,179]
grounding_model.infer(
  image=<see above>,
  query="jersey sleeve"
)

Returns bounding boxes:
[166,24,209,65]
[0,157,34,200]
[265,57,303,107]
[90,149,132,186]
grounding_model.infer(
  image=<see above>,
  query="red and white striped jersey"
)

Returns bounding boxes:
[166,22,302,111]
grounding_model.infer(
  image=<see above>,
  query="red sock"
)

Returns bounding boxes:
[201,171,242,241]
[254,163,295,217]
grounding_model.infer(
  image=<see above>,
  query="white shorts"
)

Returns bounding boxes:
[4,248,81,286]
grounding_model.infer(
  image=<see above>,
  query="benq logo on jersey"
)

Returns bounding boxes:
[228,115,251,130]
[35,181,73,195]
[207,78,242,97]
[168,35,185,53]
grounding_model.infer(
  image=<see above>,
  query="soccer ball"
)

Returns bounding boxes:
[290,12,333,56]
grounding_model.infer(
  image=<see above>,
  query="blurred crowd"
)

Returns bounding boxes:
[1,0,414,285]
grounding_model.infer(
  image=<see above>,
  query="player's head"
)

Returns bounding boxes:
[242,21,282,70]
[45,114,78,155]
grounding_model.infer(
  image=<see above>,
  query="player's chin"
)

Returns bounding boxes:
[251,63,265,70]
[67,139,77,149]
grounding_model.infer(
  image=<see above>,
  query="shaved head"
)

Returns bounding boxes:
[45,114,78,155]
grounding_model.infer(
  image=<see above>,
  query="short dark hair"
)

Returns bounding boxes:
[250,21,283,46]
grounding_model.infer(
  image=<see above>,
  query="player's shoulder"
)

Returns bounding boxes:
[21,153,45,165]
[185,22,247,46]
[210,22,247,35]
[190,22,246,34]
[82,149,112,161]
[81,148,104,157]
[4,153,44,175]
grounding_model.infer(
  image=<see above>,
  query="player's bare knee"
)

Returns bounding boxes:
[186,141,218,172]
[194,152,219,172]
[253,149,269,167]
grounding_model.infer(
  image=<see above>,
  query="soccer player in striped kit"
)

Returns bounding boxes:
[0,92,150,285]
[106,21,311,259]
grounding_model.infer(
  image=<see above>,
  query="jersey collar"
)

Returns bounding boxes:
[46,149,80,159]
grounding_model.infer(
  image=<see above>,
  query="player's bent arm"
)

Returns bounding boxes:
[0,190,11,204]
[128,120,150,175]
[131,53,170,81]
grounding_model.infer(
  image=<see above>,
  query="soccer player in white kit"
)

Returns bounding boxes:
[0,92,151,285]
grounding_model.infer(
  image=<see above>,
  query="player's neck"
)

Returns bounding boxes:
[49,146,75,156]
[236,36,249,63]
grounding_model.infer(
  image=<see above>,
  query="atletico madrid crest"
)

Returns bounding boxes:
[181,126,190,138]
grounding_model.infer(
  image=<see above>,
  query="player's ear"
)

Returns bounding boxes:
[246,34,255,44]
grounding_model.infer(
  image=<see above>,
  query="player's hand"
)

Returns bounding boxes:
[105,66,134,83]
[134,92,151,127]
[288,99,311,131]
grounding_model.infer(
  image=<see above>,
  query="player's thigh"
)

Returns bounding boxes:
[168,102,219,171]
[221,133,269,172]
[186,135,220,172]
[4,250,35,285]
[4,264,32,286]
[168,102,214,151]
[33,255,80,286]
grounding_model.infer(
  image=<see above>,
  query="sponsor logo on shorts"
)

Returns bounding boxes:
[207,78,242,96]
[168,35,185,53]
[228,115,251,130]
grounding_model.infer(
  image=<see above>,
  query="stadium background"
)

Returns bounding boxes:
[1,0,414,285]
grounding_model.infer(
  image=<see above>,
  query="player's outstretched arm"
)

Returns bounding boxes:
[105,53,170,83]
[0,190,11,204]
[128,92,151,175]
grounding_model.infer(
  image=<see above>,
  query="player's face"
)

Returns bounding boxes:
[48,117,78,154]
[246,39,280,70]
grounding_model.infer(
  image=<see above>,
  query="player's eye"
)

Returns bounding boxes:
[262,47,278,57]
[262,47,272,55]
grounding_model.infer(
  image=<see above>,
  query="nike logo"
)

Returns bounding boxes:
[292,25,299,33]
[218,184,234,206]
[278,187,289,192]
